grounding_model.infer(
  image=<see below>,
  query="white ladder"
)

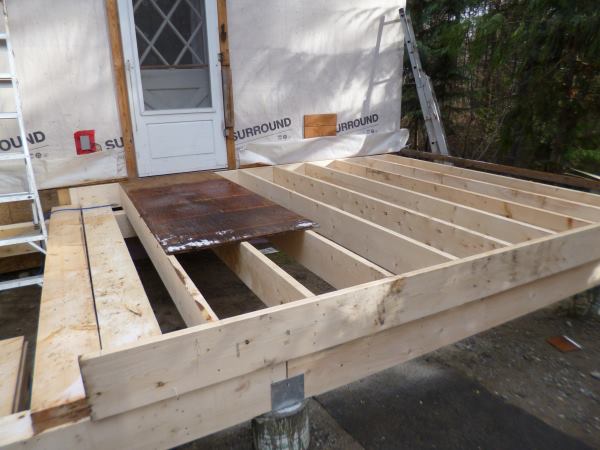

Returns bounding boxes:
[0,0,47,291]
[399,7,450,156]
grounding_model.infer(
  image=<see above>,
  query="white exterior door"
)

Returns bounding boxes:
[118,0,227,176]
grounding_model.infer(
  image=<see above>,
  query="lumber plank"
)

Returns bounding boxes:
[398,149,600,195]
[213,241,314,306]
[0,337,25,416]
[289,259,600,396]
[9,264,600,449]
[335,159,590,231]
[370,155,600,222]
[113,209,136,239]
[0,223,38,258]
[68,183,121,208]
[1,364,286,450]
[273,166,508,257]
[305,162,550,243]
[120,188,218,326]
[30,208,100,431]
[269,230,392,289]
[220,168,456,273]
[79,223,600,420]
[82,207,161,349]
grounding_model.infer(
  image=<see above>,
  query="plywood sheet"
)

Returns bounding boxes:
[121,172,316,254]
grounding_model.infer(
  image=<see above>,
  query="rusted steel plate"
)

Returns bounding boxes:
[122,172,316,254]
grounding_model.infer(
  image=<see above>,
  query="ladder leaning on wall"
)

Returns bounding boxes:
[400,7,450,156]
[0,0,47,291]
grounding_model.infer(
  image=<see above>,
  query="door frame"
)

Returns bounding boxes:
[105,0,236,177]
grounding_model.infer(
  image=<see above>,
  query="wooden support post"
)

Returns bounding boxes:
[252,400,310,450]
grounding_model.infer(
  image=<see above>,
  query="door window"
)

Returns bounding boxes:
[132,0,212,111]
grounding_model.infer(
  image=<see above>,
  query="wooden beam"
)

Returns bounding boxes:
[8,262,600,449]
[213,241,314,306]
[393,153,600,207]
[82,207,161,349]
[289,258,600,396]
[334,159,590,232]
[79,223,600,420]
[220,168,456,273]
[30,208,100,432]
[2,364,286,450]
[304,163,550,243]
[120,188,218,326]
[68,183,121,208]
[371,155,600,222]
[113,209,136,239]
[269,230,392,289]
[217,0,237,169]
[0,337,26,416]
[0,223,39,258]
[398,149,600,194]
[273,166,508,257]
[106,0,137,178]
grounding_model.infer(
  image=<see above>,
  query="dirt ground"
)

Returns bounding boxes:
[1,238,599,449]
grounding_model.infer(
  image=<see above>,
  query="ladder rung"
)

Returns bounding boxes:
[0,152,25,161]
[0,192,35,203]
[0,112,18,119]
[0,275,44,291]
[0,73,13,80]
[0,230,46,247]
[0,33,7,40]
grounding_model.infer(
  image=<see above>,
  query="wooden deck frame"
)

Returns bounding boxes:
[2,155,600,449]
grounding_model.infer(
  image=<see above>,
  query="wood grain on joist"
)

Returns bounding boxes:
[371,155,600,223]
[220,168,456,273]
[334,159,588,232]
[272,166,508,257]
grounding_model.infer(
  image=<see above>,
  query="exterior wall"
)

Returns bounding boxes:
[0,0,405,190]
[0,0,124,192]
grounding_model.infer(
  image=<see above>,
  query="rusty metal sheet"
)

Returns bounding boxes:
[122,172,316,255]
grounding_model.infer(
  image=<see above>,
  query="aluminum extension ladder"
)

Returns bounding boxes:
[399,7,450,156]
[0,0,47,291]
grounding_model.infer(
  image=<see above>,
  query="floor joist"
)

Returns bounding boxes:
[213,241,314,307]
[304,162,550,243]
[219,168,457,274]
[269,230,393,289]
[120,188,219,326]
[370,155,600,222]
[272,166,508,257]
[334,159,589,232]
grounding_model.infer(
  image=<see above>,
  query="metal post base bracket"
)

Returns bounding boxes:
[251,375,310,450]
[271,374,305,412]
